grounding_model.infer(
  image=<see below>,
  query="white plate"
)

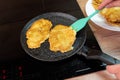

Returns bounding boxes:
[85,0,120,31]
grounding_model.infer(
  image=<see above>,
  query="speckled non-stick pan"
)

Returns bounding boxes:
[20,12,86,61]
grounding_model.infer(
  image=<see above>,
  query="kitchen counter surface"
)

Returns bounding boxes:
[66,0,120,80]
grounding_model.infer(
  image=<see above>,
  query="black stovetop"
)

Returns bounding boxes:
[0,0,115,79]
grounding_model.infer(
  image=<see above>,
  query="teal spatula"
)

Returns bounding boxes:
[70,10,100,32]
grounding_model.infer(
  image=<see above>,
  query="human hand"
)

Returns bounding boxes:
[98,0,120,10]
[106,64,120,80]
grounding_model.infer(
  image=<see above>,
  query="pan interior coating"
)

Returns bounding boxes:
[20,12,86,61]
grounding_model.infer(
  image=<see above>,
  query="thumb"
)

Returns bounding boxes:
[98,0,113,9]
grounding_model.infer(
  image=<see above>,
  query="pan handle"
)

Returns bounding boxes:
[80,46,117,65]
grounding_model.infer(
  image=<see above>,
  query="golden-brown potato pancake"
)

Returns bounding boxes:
[92,0,120,26]
[49,24,76,53]
[100,7,120,26]
[26,18,52,49]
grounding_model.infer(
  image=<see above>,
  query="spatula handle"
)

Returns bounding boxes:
[87,10,100,20]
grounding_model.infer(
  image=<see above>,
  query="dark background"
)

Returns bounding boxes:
[0,0,83,25]
[0,0,85,61]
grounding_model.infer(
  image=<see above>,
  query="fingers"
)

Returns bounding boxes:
[98,0,113,9]
[106,0,120,8]
[106,64,120,74]
[106,64,120,80]
[116,72,120,80]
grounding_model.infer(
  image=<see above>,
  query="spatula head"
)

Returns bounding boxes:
[70,18,88,32]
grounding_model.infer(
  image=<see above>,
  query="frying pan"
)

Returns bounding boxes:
[20,12,115,64]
